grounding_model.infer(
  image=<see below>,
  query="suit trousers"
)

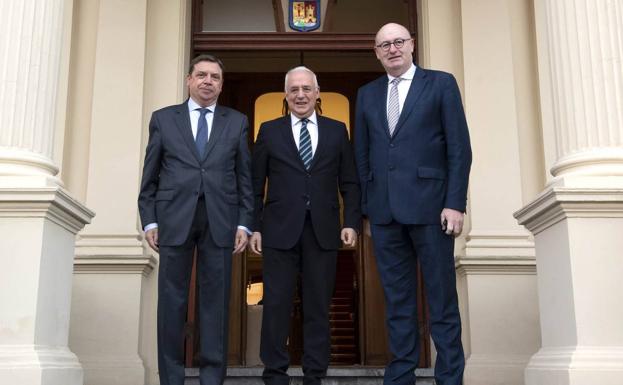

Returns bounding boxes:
[370,222,464,385]
[260,213,337,385]
[157,198,233,385]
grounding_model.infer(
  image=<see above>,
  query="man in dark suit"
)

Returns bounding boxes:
[138,54,253,385]
[249,66,360,385]
[354,23,472,385]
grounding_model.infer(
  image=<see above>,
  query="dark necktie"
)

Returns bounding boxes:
[299,118,312,170]
[196,108,210,158]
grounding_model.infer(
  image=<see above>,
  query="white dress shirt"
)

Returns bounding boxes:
[291,111,319,155]
[188,97,216,141]
[386,63,417,117]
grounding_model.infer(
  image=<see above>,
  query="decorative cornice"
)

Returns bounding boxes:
[527,346,623,369]
[73,255,158,276]
[193,32,375,51]
[456,255,536,276]
[0,187,94,233]
[514,187,623,235]
[74,234,157,276]
[465,230,535,258]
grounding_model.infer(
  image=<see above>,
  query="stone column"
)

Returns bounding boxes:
[0,1,94,385]
[516,1,623,384]
[0,0,64,187]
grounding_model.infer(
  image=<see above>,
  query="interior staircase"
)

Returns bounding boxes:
[329,249,358,365]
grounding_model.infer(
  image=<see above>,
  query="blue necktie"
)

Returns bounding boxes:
[299,118,312,170]
[196,108,210,158]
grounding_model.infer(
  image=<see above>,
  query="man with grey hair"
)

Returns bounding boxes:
[249,66,360,385]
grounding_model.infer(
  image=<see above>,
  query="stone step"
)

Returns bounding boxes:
[185,367,435,385]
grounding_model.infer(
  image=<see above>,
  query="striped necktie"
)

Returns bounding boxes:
[387,77,402,136]
[299,118,312,170]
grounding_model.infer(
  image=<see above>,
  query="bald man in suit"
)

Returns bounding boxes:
[354,23,472,385]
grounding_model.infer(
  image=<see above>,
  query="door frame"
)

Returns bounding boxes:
[186,0,429,368]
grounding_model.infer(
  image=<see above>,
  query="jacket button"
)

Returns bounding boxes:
[389,165,395,171]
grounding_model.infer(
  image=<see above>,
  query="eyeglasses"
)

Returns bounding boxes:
[375,38,412,51]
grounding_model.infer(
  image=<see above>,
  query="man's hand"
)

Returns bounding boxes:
[441,208,465,237]
[249,232,262,254]
[145,228,159,252]
[341,228,357,247]
[233,229,249,254]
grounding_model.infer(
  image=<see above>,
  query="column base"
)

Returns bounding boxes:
[525,347,623,385]
[465,354,532,385]
[79,355,145,385]
[0,346,83,385]
[0,149,62,188]
[70,235,155,385]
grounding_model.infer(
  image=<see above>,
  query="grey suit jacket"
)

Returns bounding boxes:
[138,101,253,247]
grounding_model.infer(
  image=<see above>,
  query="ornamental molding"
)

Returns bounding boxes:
[0,187,93,233]
[514,187,623,235]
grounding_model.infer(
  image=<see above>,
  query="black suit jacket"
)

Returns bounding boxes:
[138,101,253,247]
[252,115,360,250]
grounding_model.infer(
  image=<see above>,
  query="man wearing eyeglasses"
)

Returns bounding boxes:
[250,66,360,385]
[354,23,472,385]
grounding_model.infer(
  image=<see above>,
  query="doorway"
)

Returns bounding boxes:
[183,60,431,369]
[184,0,430,370]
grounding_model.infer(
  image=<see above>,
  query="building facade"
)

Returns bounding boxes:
[1,1,622,385]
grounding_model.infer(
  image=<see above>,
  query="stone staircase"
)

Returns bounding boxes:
[185,367,435,384]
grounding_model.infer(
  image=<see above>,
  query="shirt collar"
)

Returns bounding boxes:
[290,111,318,127]
[387,63,417,83]
[188,97,217,113]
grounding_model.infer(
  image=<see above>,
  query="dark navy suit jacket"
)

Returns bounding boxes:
[354,67,472,225]
[138,102,253,247]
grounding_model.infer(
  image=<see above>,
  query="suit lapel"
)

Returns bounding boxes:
[392,68,428,137]
[374,78,391,138]
[310,117,327,170]
[174,102,202,163]
[203,105,227,160]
